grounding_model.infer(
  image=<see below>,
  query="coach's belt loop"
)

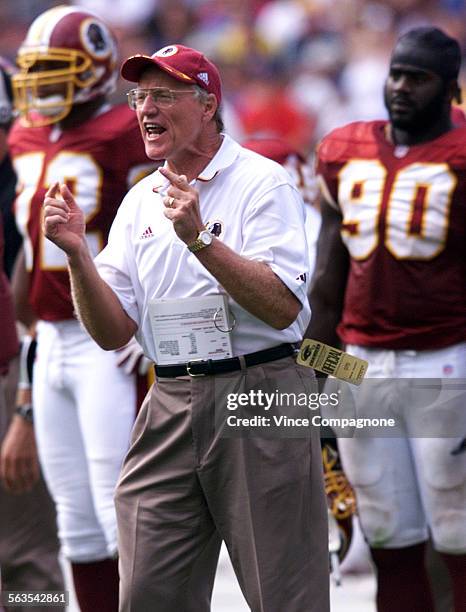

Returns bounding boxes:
[238,355,247,371]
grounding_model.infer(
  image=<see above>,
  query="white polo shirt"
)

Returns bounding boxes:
[95,134,311,361]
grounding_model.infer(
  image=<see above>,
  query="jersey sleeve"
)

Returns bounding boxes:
[315,133,343,209]
[315,122,378,210]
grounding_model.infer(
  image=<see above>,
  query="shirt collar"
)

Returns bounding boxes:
[151,133,241,192]
[196,133,241,181]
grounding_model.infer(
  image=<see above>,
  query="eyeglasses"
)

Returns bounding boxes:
[127,87,197,110]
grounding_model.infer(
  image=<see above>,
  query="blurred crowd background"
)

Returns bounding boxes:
[1,0,466,156]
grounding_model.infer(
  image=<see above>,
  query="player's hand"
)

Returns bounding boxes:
[115,337,152,376]
[42,182,86,256]
[0,416,40,494]
[157,167,204,244]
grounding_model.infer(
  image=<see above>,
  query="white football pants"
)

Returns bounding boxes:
[33,320,136,562]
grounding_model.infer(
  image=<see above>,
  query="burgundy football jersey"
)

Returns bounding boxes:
[317,120,466,350]
[9,104,152,321]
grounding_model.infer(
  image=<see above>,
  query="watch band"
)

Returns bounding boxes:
[187,230,213,253]
[188,238,207,253]
[15,404,34,424]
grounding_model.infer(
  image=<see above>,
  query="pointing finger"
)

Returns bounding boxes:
[60,183,75,204]
[159,166,177,182]
[159,167,189,189]
[45,181,60,198]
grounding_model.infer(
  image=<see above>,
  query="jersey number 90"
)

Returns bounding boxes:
[337,160,455,260]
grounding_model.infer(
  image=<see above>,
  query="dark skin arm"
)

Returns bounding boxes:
[11,247,36,328]
[304,196,349,347]
[1,414,40,494]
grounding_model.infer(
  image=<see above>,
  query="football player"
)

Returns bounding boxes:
[0,56,66,612]
[9,6,152,611]
[307,27,466,611]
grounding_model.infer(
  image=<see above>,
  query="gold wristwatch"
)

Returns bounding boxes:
[187,230,213,253]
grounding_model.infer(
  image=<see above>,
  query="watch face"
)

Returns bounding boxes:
[200,230,213,245]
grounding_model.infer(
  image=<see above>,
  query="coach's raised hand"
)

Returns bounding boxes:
[158,166,204,244]
[42,182,85,255]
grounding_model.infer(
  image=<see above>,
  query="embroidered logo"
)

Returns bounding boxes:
[155,45,178,57]
[140,226,154,239]
[296,273,307,283]
[206,219,223,237]
[197,71,210,85]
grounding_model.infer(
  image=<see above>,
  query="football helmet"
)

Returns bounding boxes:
[12,5,118,127]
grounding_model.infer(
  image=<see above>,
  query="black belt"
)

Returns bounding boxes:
[155,343,296,378]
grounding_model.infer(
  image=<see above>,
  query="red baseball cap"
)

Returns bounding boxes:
[121,44,222,105]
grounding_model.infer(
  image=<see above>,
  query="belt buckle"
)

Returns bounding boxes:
[186,359,207,377]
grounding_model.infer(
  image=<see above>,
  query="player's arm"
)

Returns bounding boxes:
[11,247,36,327]
[0,335,39,493]
[304,195,349,347]
[160,167,301,330]
[42,183,137,350]
[0,411,39,493]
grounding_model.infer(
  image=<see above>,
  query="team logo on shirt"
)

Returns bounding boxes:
[206,219,223,237]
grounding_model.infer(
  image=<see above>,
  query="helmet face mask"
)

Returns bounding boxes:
[12,6,118,127]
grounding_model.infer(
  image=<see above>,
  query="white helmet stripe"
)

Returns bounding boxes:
[25,6,84,47]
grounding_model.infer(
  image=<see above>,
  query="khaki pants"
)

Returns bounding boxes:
[116,356,329,612]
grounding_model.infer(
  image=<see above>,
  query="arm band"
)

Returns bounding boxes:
[18,335,37,390]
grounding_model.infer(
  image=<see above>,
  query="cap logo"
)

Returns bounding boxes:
[155,45,179,58]
[197,71,210,85]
